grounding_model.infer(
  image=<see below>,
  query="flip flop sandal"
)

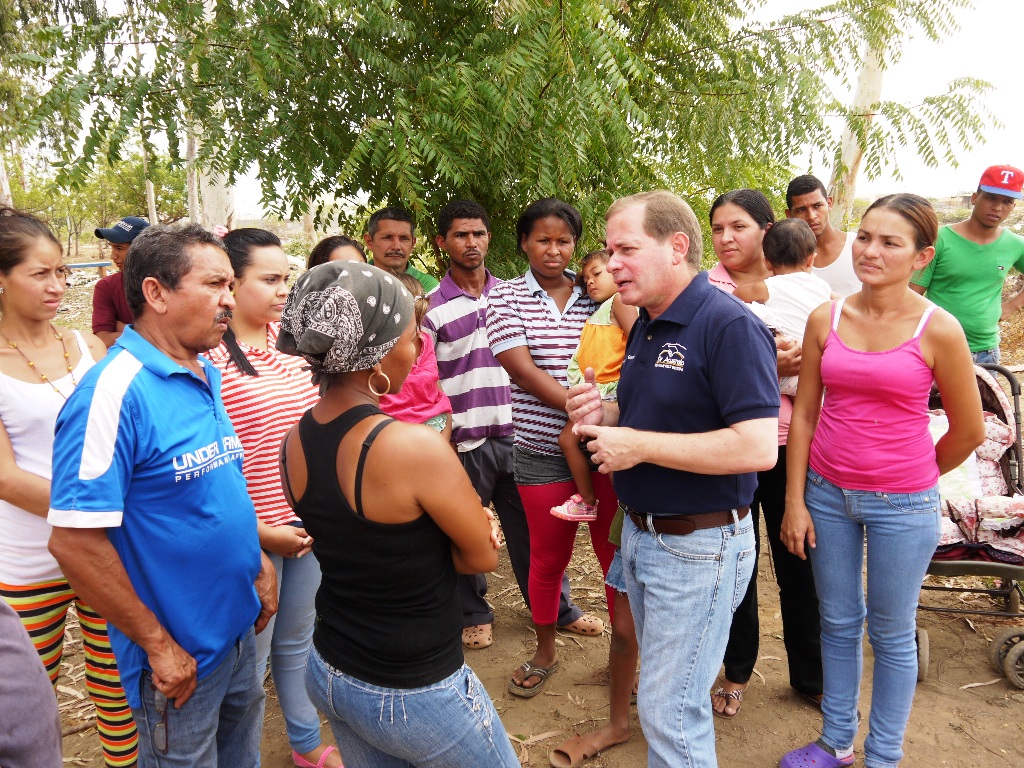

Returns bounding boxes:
[559,613,604,636]
[292,745,342,768]
[462,623,493,650]
[549,733,605,767]
[779,741,854,768]
[508,661,560,698]
[710,686,744,718]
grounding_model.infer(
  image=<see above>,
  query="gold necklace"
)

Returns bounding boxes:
[0,325,77,399]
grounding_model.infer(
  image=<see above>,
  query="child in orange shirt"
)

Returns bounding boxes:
[551,250,638,521]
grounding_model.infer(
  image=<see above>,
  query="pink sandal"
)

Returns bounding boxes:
[292,746,343,768]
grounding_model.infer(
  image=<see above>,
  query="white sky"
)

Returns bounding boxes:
[756,0,1023,197]
[234,0,1022,217]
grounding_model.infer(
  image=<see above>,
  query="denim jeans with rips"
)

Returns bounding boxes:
[622,509,755,768]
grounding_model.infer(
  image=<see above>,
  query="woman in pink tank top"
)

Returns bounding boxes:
[779,195,984,768]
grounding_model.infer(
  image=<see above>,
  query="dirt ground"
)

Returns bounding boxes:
[57,528,1024,768]
[53,258,1024,767]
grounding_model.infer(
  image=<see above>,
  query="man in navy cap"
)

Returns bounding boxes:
[92,216,149,347]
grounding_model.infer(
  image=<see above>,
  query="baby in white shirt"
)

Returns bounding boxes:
[735,218,833,395]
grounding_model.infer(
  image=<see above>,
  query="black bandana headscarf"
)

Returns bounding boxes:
[276,262,415,389]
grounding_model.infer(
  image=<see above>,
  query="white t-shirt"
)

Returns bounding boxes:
[763,271,834,340]
[813,231,860,298]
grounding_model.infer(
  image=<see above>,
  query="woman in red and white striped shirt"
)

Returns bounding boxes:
[207,229,343,768]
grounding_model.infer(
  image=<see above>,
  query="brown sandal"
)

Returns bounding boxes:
[549,733,604,767]
[508,661,559,698]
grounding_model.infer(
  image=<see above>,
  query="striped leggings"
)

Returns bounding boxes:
[0,579,138,767]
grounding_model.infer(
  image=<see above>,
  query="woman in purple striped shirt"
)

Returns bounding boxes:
[487,198,619,698]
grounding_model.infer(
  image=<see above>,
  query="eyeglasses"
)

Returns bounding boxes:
[153,688,169,754]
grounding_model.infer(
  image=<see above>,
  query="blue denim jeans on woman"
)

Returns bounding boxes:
[133,627,264,767]
[255,550,322,754]
[621,509,755,768]
[305,647,519,767]
[805,468,941,768]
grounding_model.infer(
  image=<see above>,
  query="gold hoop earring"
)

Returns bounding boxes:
[368,369,391,397]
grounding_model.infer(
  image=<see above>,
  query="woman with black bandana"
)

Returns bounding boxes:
[277,263,519,767]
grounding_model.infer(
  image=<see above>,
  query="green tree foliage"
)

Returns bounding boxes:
[6,0,993,277]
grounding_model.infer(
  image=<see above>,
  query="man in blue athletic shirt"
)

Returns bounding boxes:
[568,191,780,768]
[48,224,277,768]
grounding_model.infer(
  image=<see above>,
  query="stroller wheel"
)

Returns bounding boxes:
[988,627,1024,674]
[1003,641,1024,689]
[916,629,929,682]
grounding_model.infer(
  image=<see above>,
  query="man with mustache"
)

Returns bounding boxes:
[47,224,278,767]
[425,200,597,651]
[911,164,1024,364]
[364,206,440,294]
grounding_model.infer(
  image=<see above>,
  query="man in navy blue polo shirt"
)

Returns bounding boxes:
[48,224,277,768]
[570,190,780,768]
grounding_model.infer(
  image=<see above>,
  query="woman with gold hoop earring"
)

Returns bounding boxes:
[277,262,519,766]
[0,206,138,766]
[367,368,390,396]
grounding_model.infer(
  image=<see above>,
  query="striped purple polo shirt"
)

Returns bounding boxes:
[424,270,513,451]
[486,270,596,455]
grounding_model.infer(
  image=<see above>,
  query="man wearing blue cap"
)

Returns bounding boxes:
[92,216,149,347]
[912,165,1024,364]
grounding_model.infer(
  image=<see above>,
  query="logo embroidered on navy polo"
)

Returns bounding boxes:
[655,343,686,372]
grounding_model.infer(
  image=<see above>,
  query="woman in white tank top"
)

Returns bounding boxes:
[0,206,137,766]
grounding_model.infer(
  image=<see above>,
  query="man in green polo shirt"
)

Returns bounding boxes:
[911,164,1024,364]
[364,206,440,294]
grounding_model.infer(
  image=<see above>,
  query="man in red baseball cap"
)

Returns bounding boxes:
[911,165,1024,363]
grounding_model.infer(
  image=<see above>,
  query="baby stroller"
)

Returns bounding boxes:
[916,363,1024,688]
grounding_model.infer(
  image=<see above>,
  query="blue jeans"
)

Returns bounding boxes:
[133,627,264,767]
[805,468,941,768]
[971,348,1000,365]
[621,510,755,768]
[305,648,519,767]
[255,551,322,753]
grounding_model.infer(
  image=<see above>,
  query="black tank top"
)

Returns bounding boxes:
[292,403,463,688]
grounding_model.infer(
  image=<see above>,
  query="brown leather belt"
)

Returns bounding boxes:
[623,503,750,536]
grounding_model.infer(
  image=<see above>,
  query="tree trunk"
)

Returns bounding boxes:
[0,153,12,206]
[829,45,885,228]
[10,139,26,192]
[139,147,157,223]
[302,205,314,240]
[186,133,200,223]
[200,171,235,229]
